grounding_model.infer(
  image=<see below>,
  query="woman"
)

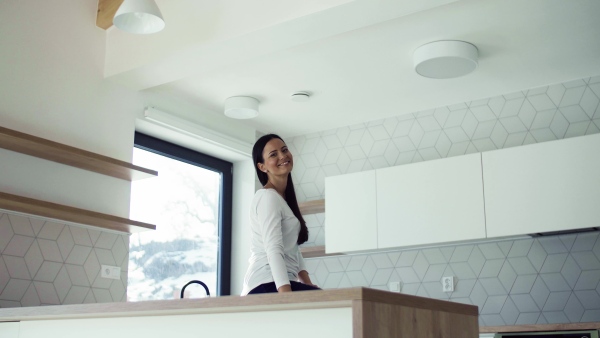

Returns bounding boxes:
[241,134,319,295]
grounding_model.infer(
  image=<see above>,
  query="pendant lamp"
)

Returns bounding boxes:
[113,0,165,34]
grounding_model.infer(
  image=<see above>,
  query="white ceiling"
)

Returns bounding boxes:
[105,0,600,138]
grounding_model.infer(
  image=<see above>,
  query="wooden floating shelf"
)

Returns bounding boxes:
[300,245,342,258]
[299,199,324,215]
[0,191,155,233]
[0,126,157,181]
[299,199,327,257]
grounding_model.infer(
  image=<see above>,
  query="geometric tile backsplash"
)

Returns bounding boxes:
[303,232,600,326]
[293,74,600,326]
[0,212,129,308]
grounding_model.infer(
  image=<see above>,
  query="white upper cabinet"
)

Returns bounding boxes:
[376,153,486,249]
[483,133,600,238]
[325,170,377,253]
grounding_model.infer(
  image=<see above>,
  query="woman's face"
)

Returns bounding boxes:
[258,138,293,177]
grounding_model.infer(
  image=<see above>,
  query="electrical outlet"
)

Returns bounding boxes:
[442,276,454,292]
[101,265,121,280]
[389,281,402,292]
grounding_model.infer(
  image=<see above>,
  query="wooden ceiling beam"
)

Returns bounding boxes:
[96,0,123,30]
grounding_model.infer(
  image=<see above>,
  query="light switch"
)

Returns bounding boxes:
[389,281,402,292]
[101,265,121,280]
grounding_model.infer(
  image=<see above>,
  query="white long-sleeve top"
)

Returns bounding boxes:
[241,189,306,295]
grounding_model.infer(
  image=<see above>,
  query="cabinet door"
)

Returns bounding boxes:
[325,170,377,253]
[483,133,600,238]
[18,309,352,338]
[0,322,19,338]
[377,153,486,249]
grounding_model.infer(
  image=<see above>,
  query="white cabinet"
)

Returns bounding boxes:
[377,153,486,249]
[324,133,600,253]
[17,309,352,338]
[483,133,600,238]
[325,170,377,253]
[0,322,19,338]
[325,154,486,253]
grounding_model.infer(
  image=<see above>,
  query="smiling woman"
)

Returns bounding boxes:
[241,134,317,295]
[127,133,232,300]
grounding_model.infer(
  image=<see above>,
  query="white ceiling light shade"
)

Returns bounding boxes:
[113,0,165,34]
[224,96,259,119]
[414,41,478,79]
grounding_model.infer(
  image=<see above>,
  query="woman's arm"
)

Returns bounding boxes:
[257,191,291,292]
[296,247,316,286]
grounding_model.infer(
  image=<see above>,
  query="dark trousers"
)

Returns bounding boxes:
[248,281,321,294]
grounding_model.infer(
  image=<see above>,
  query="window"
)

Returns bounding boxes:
[127,133,232,300]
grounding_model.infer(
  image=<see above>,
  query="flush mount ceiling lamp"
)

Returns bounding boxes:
[113,0,165,34]
[413,41,478,79]
[224,96,259,119]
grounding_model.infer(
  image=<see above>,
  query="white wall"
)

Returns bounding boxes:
[230,160,255,295]
[138,89,255,156]
[0,0,257,299]
[0,0,144,307]
[0,0,140,217]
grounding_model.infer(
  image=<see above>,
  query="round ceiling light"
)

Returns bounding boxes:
[224,96,259,119]
[413,41,478,79]
[291,92,310,102]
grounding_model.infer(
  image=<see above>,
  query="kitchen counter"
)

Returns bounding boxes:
[0,287,478,338]
[481,322,600,333]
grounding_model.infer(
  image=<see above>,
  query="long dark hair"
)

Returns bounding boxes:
[252,134,309,245]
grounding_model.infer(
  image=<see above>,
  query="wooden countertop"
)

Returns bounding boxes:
[0,287,477,322]
[3,287,594,334]
[481,322,600,333]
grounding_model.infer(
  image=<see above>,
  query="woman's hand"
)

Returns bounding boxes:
[298,270,317,287]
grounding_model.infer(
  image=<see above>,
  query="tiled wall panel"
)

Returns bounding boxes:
[0,212,128,308]
[294,75,600,326]
[302,233,600,326]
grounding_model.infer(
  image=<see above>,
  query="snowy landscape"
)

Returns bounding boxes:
[128,148,221,300]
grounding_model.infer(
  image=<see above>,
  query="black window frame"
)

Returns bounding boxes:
[133,132,232,296]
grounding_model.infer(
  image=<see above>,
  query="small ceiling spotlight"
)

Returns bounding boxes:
[291,92,310,102]
[414,41,478,79]
[224,96,259,119]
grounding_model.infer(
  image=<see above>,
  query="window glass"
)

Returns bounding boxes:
[127,134,232,300]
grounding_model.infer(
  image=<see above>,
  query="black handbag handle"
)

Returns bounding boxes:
[180,280,210,299]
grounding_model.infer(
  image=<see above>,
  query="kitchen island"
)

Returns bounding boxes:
[0,287,478,338]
